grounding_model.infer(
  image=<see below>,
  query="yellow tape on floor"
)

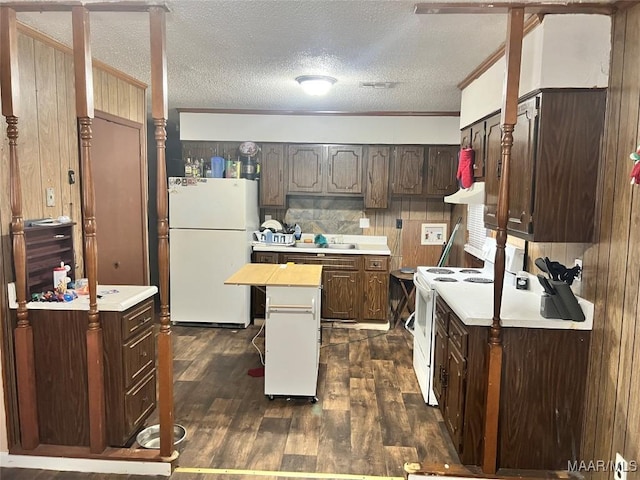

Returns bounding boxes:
[174,467,404,480]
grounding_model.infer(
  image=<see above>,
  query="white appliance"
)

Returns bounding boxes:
[169,177,259,327]
[412,238,523,405]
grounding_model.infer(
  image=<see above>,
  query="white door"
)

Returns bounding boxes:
[168,178,258,230]
[169,228,251,326]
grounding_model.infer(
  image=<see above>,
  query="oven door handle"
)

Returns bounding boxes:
[413,273,433,299]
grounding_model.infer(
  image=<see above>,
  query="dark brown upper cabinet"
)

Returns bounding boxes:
[259,143,286,207]
[390,145,425,195]
[483,88,606,242]
[364,146,390,209]
[287,144,324,193]
[326,145,363,194]
[287,144,363,196]
[425,145,458,196]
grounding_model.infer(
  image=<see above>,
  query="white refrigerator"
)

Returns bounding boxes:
[168,177,259,327]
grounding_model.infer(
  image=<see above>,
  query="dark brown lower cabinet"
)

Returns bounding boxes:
[250,251,279,319]
[252,251,389,323]
[434,296,590,470]
[24,298,156,447]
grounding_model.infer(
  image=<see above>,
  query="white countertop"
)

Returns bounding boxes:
[253,234,391,256]
[8,283,158,312]
[434,277,593,330]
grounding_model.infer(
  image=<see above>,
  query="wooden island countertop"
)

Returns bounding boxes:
[224,263,322,288]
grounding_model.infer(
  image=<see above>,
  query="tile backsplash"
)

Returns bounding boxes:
[284,197,364,235]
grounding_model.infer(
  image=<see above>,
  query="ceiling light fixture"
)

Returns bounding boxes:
[295,75,337,96]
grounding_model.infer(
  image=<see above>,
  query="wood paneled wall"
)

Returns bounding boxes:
[0,26,146,280]
[0,25,146,448]
[579,5,640,475]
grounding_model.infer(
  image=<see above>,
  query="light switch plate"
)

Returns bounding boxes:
[359,218,370,228]
[46,187,55,207]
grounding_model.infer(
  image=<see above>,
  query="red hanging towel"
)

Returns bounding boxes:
[457,148,475,189]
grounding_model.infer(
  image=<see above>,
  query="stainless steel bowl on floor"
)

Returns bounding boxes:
[136,424,186,449]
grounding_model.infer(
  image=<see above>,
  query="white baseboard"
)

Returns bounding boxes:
[0,452,171,476]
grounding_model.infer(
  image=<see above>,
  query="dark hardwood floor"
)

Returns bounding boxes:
[1,322,458,479]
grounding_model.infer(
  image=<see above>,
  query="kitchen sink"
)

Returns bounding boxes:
[327,243,357,250]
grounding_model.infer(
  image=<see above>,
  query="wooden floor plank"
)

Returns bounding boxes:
[372,360,414,448]
[384,445,419,478]
[316,409,352,474]
[349,377,386,475]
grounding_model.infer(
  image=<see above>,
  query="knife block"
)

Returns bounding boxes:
[540,281,585,321]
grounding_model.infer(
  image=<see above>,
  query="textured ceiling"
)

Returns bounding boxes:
[9,1,600,122]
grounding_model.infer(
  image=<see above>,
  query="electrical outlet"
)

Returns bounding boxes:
[615,453,628,480]
[46,187,55,207]
[575,258,583,282]
[359,217,370,229]
[396,218,403,229]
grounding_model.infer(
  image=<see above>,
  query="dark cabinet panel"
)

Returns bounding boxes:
[483,113,502,229]
[470,122,486,179]
[362,256,389,321]
[364,146,390,208]
[391,146,425,195]
[259,143,286,207]
[326,145,363,194]
[483,89,606,242]
[322,270,360,320]
[426,145,458,196]
[287,144,324,193]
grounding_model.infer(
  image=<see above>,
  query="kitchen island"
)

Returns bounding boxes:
[225,263,323,400]
[8,285,158,448]
[252,235,391,324]
[430,278,592,470]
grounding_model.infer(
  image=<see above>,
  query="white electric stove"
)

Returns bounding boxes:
[412,239,523,405]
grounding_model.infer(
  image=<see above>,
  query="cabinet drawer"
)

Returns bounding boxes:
[281,254,361,271]
[123,328,155,389]
[364,256,388,271]
[122,299,154,340]
[125,369,156,436]
[448,314,468,356]
[253,252,279,263]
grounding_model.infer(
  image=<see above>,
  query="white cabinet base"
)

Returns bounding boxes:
[264,286,321,399]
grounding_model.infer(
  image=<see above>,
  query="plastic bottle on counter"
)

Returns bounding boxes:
[294,224,302,240]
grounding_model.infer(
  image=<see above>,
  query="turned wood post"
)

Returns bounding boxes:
[482,8,524,474]
[1,6,39,450]
[150,6,175,458]
[72,6,107,454]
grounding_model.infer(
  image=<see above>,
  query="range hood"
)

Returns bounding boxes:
[444,182,485,205]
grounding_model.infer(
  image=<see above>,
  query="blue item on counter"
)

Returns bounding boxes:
[211,156,225,178]
[294,224,302,240]
[264,229,274,243]
[314,234,328,247]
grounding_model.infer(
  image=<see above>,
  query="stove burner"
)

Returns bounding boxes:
[434,277,458,282]
[459,269,482,274]
[464,277,493,284]
[426,268,454,274]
